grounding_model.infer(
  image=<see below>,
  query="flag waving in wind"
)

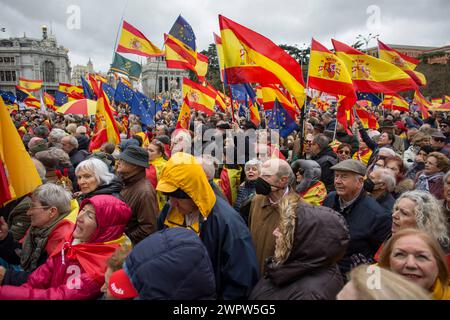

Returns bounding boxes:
[18,77,42,92]
[169,14,197,51]
[219,15,306,107]
[117,20,163,57]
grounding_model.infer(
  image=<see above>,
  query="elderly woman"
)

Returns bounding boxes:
[0,184,75,286]
[415,151,450,199]
[378,228,449,300]
[75,158,123,202]
[384,155,414,198]
[0,195,132,300]
[233,159,261,223]
[291,159,327,206]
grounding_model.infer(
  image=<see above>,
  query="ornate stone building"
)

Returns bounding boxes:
[141,56,188,98]
[71,58,94,86]
[366,44,438,59]
[0,26,71,95]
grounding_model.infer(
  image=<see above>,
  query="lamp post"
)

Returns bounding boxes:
[357,33,380,52]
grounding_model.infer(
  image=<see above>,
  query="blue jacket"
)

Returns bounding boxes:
[158,196,260,300]
[323,191,391,276]
[125,228,216,300]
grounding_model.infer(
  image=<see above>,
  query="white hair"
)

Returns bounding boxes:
[63,135,79,149]
[196,155,218,180]
[33,183,72,215]
[373,168,396,192]
[378,147,396,157]
[75,158,115,186]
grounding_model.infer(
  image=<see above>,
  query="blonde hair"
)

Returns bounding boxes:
[378,228,449,293]
[347,264,432,300]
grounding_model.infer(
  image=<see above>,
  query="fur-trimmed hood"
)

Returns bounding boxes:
[265,194,350,286]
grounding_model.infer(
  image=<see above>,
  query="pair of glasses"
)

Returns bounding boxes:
[29,205,50,211]
[338,150,350,155]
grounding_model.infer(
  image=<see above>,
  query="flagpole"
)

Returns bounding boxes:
[111,0,129,64]
[299,39,312,160]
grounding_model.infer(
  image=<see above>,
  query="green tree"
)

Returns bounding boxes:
[188,43,224,93]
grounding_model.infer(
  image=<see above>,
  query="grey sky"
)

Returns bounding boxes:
[1,0,449,73]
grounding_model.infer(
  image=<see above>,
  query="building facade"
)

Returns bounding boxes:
[141,56,189,98]
[366,44,438,59]
[0,26,71,95]
[71,58,94,86]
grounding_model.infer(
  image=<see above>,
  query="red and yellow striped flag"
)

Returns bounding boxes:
[414,91,431,119]
[176,97,191,130]
[258,84,298,119]
[18,77,42,92]
[382,94,410,112]
[332,39,418,94]
[219,15,306,107]
[43,92,56,110]
[117,20,163,57]
[182,78,216,116]
[378,40,427,87]
[248,99,261,127]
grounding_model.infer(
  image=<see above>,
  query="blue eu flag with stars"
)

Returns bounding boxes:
[54,91,68,106]
[357,92,382,106]
[169,14,197,51]
[131,92,155,126]
[0,90,16,104]
[102,83,116,103]
[268,99,298,138]
[114,81,135,105]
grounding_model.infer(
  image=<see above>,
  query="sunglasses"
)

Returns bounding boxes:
[338,150,350,155]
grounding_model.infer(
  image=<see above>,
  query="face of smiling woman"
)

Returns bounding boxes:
[389,235,439,291]
[73,204,98,243]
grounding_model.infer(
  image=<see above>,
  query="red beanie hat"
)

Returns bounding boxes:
[108,269,138,299]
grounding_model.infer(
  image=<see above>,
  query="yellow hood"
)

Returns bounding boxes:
[157,152,216,219]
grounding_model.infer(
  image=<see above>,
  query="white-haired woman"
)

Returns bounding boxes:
[233,159,261,224]
[374,190,449,261]
[75,158,123,202]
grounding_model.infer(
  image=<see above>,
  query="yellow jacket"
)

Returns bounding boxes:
[151,156,168,211]
[431,279,450,300]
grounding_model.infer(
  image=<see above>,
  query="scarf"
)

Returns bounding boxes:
[416,172,445,192]
[20,212,68,272]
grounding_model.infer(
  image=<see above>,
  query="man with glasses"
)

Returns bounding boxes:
[431,131,450,158]
[439,118,450,144]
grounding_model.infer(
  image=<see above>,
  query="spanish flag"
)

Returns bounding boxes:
[432,98,443,106]
[117,20,163,57]
[205,82,227,112]
[218,166,242,206]
[89,87,121,152]
[258,84,298,119]
[413,90,431,119]
[378,41,426,87]
[445,95,450,103]
[355,105,378,129]
[182,78,216,116]
[58,83,84,101]
[164,34,208,81]
[219,15,306,107]
[248,98,261,127]
[43,92,56,110]
[18,77,42,92]
[382,94,410,112]
[213,33,226,82]
[332,39,418,94]
[0,97,42,205]
[15,86,41,109]
[176,97,191,130]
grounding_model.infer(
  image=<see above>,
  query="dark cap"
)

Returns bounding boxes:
[117,145,149,168]
[331,159,366,176]
[379,120,395,128]
[431,131,446,140]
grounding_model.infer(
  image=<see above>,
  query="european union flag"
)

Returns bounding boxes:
[230,84,247,102]
[268,99,298,138]
[0,90,16,104]
[15,88,29,102]
[169,14,196,51]
[357,92,381,106]
[130,92,155,126]
[81,76,95,100]
[114,81,134,105]
[155,102,163,113]
[102,83,115,103]
[54,91,68,106]
[238,104,247,117]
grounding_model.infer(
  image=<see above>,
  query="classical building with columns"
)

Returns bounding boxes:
[0,25,71,95]
[141,56,188,98]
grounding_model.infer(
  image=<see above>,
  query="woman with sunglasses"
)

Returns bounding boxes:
[336,143,352,163]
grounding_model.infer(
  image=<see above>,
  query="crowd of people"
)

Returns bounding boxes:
[0,98,449,300]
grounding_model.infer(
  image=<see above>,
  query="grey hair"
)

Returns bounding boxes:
[373,168,396,192]
[395,190,449,247]
[196,155,218,181]
[378,147,396,157]
[313,134,330,151]
[245,159,261,172]
[32,158,47,182]
[65,123,77,135]
[63,135,79,149]
[444,171,450,183]
[49,128,68,143]
[75,158,115,186]
[130,124,142,133]
[32,183,72,215]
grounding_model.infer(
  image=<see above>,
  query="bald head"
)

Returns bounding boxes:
[261,158,294,188]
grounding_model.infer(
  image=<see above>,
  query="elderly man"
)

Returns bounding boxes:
[116,145,158,245]
[323,159,391,277]
[156,152,259,300]
[430,131,450,157]
[365,168,397,212]
[61,135,89,169]
[48,128,67,148]
[310,134,337,192]
[248,158,298,274]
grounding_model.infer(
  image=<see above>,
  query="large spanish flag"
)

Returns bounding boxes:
[176,97,191,130]
[378,40,426,87]
[16,86,41,109]
[413,90,431,119]
[219,15,305,107]
[59,83,84,100]
[182,78,216,116]
[308,39,356,111]
[117,20,163,57]
[18,77,42,92]
[0,97,42,206]
[332,39,418,94]
[382,94,410,112]
[89,88,121,152]
[165,34,208,81]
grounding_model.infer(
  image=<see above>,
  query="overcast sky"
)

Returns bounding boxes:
[1,0,449,73]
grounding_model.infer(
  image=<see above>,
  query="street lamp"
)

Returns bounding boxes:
[357,33,380,52]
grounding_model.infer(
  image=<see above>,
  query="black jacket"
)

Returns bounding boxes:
[77,178,124,203]
[311,147,337,192]
[323,190,391,276]
[69,148,89,170]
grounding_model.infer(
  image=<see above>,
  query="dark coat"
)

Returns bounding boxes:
[311,146,337,192]
[125,228,216,300]
[376,192,396,213]
[68,148,89,170]
[77,178,124,203]
[323,190,391,276]
[158,195,259,300]
[250,198,350,300]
